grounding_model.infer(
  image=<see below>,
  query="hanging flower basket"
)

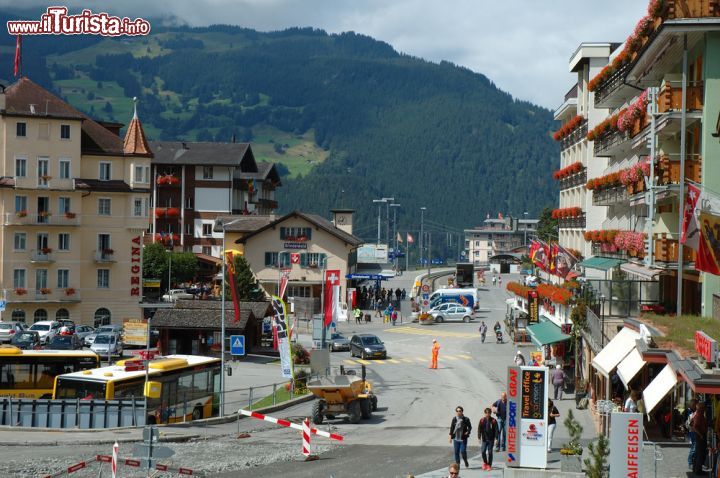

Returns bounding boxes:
[39,288,51,295]
[166,207,180,218]
[39,211,52,217]
[65,212,76,219]
[156,176,169,185]
[40,175,52,182]
[65,288,76,296]
[167,176,180,186]
[155,208,166,218]
[41,247,53,254]
[14,288,27,296]
[16,210,27,218]
[102,248,114,255]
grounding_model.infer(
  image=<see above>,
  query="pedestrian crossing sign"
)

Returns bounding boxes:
[230,335,245,356]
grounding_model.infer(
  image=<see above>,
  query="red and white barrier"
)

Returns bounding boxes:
[238,409,344,441]
[41,453,201,477]
[111,441,118,478]
[302,418,311,457]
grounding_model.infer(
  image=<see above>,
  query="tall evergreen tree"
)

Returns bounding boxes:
[536,206,559,243]
[228,255,265,301]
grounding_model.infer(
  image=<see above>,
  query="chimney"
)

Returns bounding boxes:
[330,208,354,235]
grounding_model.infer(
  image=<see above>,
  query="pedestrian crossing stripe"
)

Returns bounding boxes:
[341,355,477,367]
[387,359,401,364]
[443,355,459,361]
[385,326,478,339]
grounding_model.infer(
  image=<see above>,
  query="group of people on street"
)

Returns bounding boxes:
[356,285,406,311]
[448,393,507,472]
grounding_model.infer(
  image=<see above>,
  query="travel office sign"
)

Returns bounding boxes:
[507,366,549,469]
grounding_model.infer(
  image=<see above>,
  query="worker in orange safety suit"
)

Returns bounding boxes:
[430,339,440,369]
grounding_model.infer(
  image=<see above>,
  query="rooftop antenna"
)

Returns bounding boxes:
[132,96,138,119]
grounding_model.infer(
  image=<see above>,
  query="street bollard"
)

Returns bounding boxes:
[272,384,277,406]
[248,388,254,411]
[183,394,187,423]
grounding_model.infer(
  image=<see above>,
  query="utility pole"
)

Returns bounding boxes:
[427,231,432,280]
[373,199,386,245]
[391,204,401,270]
[383,197,395,247]
[676,34,688,317]
[420,207,426,270]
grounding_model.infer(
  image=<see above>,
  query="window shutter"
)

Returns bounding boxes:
[305,228,312,240]
[280,227,286,240]
[321,253,327,268]
[265,252,272,266]
[300,253,308,267]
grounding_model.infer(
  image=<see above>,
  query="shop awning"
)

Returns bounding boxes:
[617,348,647,389]
[591,327,641,377]
[643,364,678,415]
[527,320,570,347]
[620,262,665,279]
[579,257,625,271]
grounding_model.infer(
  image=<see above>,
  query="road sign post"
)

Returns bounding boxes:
[230,335,245,356]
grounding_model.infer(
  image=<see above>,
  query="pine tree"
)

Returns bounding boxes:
[584,434,609,478]
[228,255,265,301]
[561,409,584,455]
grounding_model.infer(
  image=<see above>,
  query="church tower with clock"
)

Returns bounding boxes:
[331,208,355,235]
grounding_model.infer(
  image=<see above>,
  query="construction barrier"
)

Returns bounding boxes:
[41,454,203,477]
[238,408,344,441]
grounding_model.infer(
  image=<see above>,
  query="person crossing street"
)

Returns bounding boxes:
[430,339,440,369]
[479,321,487,343]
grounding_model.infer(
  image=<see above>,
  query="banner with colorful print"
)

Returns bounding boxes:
[271,295,294,378]
[696,211,720,276]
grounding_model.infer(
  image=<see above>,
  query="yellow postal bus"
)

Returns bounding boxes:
[0,346,100,399]
[53,354,220,423]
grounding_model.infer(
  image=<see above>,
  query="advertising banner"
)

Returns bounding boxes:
[271,295,293,379]
[357,244,389,264]
[507,366,548,468]
[528,290,539,324]
[507,365,521,467]
[123,318,147,346]
[609,412,643,478]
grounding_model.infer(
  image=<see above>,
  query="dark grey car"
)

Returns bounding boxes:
[350,334,386,360]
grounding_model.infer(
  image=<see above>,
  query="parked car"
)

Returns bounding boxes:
[431,305,474,323]
[0,321,27,343]
[350,334,387,360]
[74,325,95,343]
[29,321,61,344]
[428,303,459,314]
[46,334,83,350]
[10,330,40,349]
[161,289,195,302]
[329,332,350,352]
[90,333,123,357]
[85,324,123,346]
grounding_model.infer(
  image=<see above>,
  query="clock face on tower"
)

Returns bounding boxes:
[337,215,346,224]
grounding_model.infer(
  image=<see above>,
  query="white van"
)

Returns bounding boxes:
[428,288,478,310]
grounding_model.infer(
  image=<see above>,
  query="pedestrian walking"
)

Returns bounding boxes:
[478,407,498,471]
[492,275,497,287]
[491,392,508,452]
[430,339,440,369]
[624,390,640,413]
[401,288,407,300]
[354,307,362,325]
[498,276,502,287]
[685,399,698,470]
[479,321,487,343]
[514,350,526,367]
[449,406,472,469]
[691,402,708,474]
[547,399,560,452]
[391,310,398,326]
[445,462,460,478]
[551,364,566,400]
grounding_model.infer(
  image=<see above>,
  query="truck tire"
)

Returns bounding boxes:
[312,400,325,425]
[371,395,378,411]
[360,398,372,419]
[348,400,361,424]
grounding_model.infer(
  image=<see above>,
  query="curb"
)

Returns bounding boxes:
[0,394,316,445]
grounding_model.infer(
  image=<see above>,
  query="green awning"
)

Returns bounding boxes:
[527,320,571,347]
[578,257,625,271]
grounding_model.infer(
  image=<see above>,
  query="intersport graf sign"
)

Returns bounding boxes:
[609,412,643,478]
[507,365,548,469]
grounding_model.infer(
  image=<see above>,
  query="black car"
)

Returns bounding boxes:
[10,330,40,350]
[46,334,82,350]
[350,334,387,360]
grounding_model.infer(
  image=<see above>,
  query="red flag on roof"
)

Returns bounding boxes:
[13,36,21,77]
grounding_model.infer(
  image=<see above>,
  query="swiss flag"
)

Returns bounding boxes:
[290,253,300,264]
[324,270,341,327]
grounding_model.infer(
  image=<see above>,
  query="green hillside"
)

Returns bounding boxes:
[0,16,559,241]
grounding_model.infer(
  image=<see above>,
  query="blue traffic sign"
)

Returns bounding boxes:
[230,335,245,356]
[0,300,5,312]
[421,293,429,300]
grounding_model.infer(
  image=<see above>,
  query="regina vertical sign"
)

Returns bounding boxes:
[609,412,643,478]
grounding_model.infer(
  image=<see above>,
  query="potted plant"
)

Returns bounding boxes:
[102,248,114,255]
[575,379,589,406]
[39,288,51,295]
[40,175,52,181]
[39,211,51,218]
[560,409,584,472]
[418,312,434,325]
[41,247,52,254]
[65,212,76,219]
[16,210,28,218]
[65,288,76,296]
[14,288,27,295]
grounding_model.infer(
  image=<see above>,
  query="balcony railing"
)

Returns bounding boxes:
[654,234,696,264]
[30,249,54,263]
[655,154,702,185]
[560,122,588,150]
[591,243,629,261]
[559,170,587,190]
[593,129,629,157]
[3,212,81,226]
[667,0,720,20]
[592,186,629,206]
[13,176,75,190]
[558,214,586,229]
[594,62,632,108]
[657,81,704,114]
[5,288,81,302]
[256,198,279,210]
[94,250,116,263]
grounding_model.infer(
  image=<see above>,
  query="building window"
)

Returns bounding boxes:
[36,269,48,290]
[134,165,148,183]
[185,223,192,235]
[185,196,193,209]
[57,269,69,288]
[60,124,70,139]
[265,252,290,267]
[15,157,27,177]
[13,269,26,289]
[58,197,71,214]
[301,253,327,268]
[37,157,49,187]
[16,122,26,137]
[97,269,110,288]
[202,166,213,179]
[94,308,111,328]
[99,162,111,181]
[475,241,479,247]
[287,285,311,298]
[280,227,312,240]
[202,246,212,255]
[474,251,479,257]
[15,196,27,213]
[133,198,144,217]
[34,309,48,323]
[11,309,25,323]
[59,159,71,179]
[202,224,213,236]
[38,123,49,140]
[98,198,111,215]
[58,233,70,251]
[14,233,26,251]
[56,308,70,321]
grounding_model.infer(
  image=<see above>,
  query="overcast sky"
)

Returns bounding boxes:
[6,0,650,108]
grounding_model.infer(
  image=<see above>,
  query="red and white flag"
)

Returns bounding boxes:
[681,183,702,250]
[13,36,21,77]
[324,270,341,327]
[111,441,118,478]
[406,233,414,244]
[397,232,403,243]
[279,269,290,299]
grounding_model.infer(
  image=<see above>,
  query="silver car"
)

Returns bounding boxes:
[74,325,95,344]
[85,324,122,346]
[329,332,350,352]
[90,333,123,357]
[431,305,474,323]
[0,321,27,343]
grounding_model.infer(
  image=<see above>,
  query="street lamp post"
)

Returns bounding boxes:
[383,197,395,248]
[599,294,606,347]
[420,207,426,270]
[523,212,529,246]
[372,199,387,245]
[390,204,401,271]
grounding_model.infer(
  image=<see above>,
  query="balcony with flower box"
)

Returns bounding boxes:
[30,248,54,263]
[593,62,636,109]
[94,249,116,263]
[591,242,629,261]
[655,154,702,185]
[3,212,81,227]
[557,213,586,229]
[561,122,588,151]
[592,185,629,206]
[559,170,587,190]
[13,176,75,191]
[657,81,704,114]
[653,233,696,264]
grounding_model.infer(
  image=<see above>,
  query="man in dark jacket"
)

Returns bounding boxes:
[449,405,472,468]
[478,407,499,470]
